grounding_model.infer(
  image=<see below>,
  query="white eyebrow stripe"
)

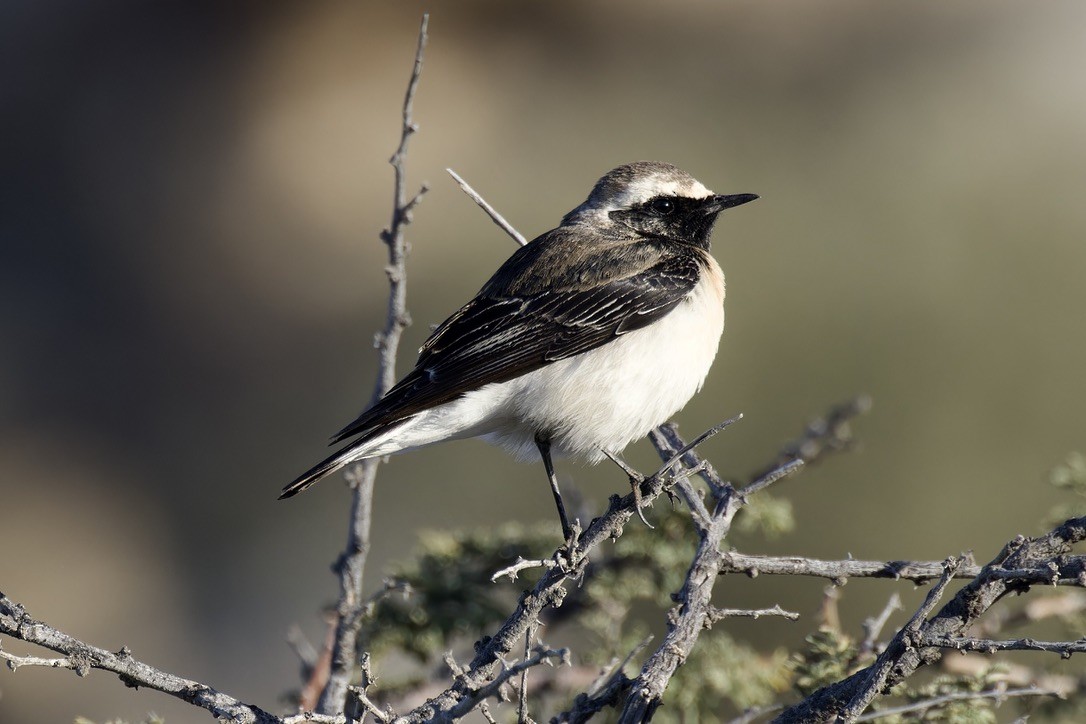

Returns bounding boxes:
[613,177,713,208]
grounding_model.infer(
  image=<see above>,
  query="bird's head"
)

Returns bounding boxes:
[562,161,757,250]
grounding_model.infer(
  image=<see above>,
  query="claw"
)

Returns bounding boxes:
[603,450,654,529]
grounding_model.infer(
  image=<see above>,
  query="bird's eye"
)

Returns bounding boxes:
[649,197,676,216]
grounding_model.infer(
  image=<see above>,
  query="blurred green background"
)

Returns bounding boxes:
[3,1,1085,721]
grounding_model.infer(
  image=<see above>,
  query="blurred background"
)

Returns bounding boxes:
[3,1,1086,721]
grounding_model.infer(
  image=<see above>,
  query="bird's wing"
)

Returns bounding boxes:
[329,245,705,444]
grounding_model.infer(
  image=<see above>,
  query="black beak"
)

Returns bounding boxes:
[702,193,758,214]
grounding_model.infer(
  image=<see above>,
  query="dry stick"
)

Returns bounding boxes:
[491,556,557,583]
[616,433,805,724]
[834,558,965,722]
[444,646,570,720]
[706,605,800,623]
[447,169,527,246]
[719,552,984,584]
[316,14,430,716]
[518,621,537,724]
[610,401,874,722]
[859,593,902,658]
[775,516,1086,723]
[0,593,342,724]
[920,635,1086,656]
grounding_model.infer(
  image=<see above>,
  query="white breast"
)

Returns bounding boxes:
[483,257,725,462]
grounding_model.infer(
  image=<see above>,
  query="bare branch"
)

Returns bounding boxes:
[657,414,743,476]
[742,458,804,499]
[0,646,77,672]
[706,605,800,623]
[776,516,1086,722]
[921,635,1086,657]
[853,685,1061,722]
[720,551,983,584]
[617,423,802,723]
[317,14,430,716]
[518,622,538,723]
[834,557,964,721]
[859,593,902,657]
[748,396,872,483]
[0,592,341,724]
[445,646,570,720]
[491,556,558,583]
[447,168,527,246]
[287,625,320,672]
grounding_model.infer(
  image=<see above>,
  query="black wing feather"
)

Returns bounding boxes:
[329,247,703,445]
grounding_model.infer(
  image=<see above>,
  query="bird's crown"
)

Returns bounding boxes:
[563,161,713,224]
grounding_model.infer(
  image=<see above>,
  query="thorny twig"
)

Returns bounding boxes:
[316,13,430,716]
[775,516,1086,722]
[859,593,902,657]
[920,635,1086,656]
[719,552,986,584]
[491,557,558,583]
[706,605,800,623]
[0,593,341,724]
[444,645,570,720]
[834,558,966,722]
[615,424,814,723]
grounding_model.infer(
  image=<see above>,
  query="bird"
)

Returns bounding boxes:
[281,161,757,540]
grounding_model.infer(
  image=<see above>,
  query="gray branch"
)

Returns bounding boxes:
[720,552,983,584]
[920,635,1086,656]
[775,516,1086,722]
[447,169,527,246]
[859,594,902,658]
[706,605,800,623]
[0,593,342,724]
[445,645,570,720]
[834,558,965,722]
[317,14,430,716]
[615,427,808,723]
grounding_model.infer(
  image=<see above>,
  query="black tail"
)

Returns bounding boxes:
[279,441,367,500]
[280,417,416,499]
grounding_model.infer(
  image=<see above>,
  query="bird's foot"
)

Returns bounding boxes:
[602,450,654,529]
[554,520,583,571]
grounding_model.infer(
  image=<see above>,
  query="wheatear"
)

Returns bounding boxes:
[282,161,756,539]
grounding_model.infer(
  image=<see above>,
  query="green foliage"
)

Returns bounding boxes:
[733,493,795,539]
[790,626,860,697]
[1046,452,1086,528]
[362,521,556,660]
[660,633,791,720]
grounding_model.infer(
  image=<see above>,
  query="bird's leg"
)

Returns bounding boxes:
[601,450,654,529]
[535,436,574,544]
